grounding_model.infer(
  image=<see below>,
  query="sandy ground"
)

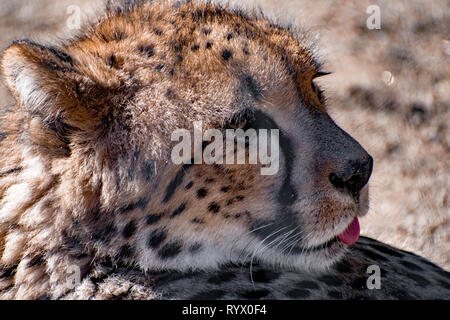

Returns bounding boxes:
[0,0,448,270]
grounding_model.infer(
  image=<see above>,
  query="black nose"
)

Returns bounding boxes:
[329,155,373,196]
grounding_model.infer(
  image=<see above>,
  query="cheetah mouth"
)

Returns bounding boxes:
[297,217,361,254]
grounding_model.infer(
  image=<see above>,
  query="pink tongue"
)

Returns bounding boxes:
[338,217,360,245]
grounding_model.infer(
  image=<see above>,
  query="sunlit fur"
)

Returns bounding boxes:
[0,0,371,298]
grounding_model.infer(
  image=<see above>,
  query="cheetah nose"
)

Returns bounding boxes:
[329,155,373,196]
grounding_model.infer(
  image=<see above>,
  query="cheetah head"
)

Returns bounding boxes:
[0,1,372,274]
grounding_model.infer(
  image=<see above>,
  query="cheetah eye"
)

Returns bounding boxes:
[311,71,331,102]
[311,80,323,101]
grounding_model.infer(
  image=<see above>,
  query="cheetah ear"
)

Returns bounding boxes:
[1,39,104,131]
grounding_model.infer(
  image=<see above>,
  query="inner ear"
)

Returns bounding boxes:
[1,40,79,121]
[1,40,110,141]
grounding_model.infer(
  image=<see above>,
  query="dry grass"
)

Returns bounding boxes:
[0,0,448,269]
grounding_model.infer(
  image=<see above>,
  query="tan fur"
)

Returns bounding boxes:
[0,0,372,299]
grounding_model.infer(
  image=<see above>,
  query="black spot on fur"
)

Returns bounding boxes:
[185,181,194,189]
[241,289,270,299]
[357,247,389,262]
[400,260,424,272]
[208,271,237,284]
[207,202,220,213]
[407,273,430,287]
[349,276,367,290]
[226,32,233,40]
[153,28,163,36]
[220,186,231,192]
[189,243,202,253]
[243,47,249,55]
[369,244,404,258]
[0,132,6,142]
[191,289,226,300]
[119,245,134,258]
[251,269,280,283]
[112,30,126,41]
[147,229,167,249]
[334,260,353,274]
[146,213,163,225]
[436,278,450,290]
[226,196,245,206]
[163,163,192,203]
[221,49,233,61]
[286,288,310,299]
[142,160,155,181]
[328,290,343,299]
[203,28,211,35]
[206,42,213,49]
[197,188,208,198]
[296,280,320,290]
[155,64,164,71]
[171,203,186,218]
[93,223,117,243]
[122,220,137,238]
[317,275,345,287]
[27,254,45,268]
[107,54,116,67]
[0,167,25,178]
[138,44,155,58]
[191,217,204,224]
[158,240,182,259]
[0,264,18,279]
[191,44,200,51]
[117,198,146,215]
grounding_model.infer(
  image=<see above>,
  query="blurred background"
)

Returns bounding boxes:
[0,0,448,269]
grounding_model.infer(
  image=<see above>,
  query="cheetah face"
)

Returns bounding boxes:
[142,87,373,272]
[0,1,373,273]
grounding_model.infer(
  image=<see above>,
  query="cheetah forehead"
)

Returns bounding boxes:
[66,0,324,112]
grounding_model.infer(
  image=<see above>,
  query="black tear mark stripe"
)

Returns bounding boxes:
[163,163,193,203]
[246,110,300,247]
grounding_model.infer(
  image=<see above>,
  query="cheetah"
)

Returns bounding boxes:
[0,0,448,299]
